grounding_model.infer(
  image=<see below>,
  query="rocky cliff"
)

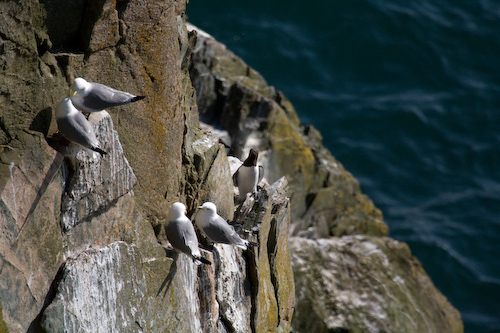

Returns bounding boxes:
[188,24,463,333]
[0,0,461,332]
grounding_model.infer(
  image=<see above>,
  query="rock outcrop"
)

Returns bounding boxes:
[188,24,463,332]
[291,236,463,332]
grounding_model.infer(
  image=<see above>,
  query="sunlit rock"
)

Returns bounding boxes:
[291,236,463,332]
[60,111,137,233]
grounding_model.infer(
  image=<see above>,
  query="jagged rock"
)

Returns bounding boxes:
[235,177,295,332]
[60,111,137,234]
[41,241,147,332]
[0,134,64,331]
[213,244,252,332]
[188,24,385,238]
[50,0,195,228]
[82,0,120,52]
[157,176,294,333]
[1,3,296,330]
[40,240,213,332]
[291,236,463,332]
[0,0,197,330]
[185,133,234,220]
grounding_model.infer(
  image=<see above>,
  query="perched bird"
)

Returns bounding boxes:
[232,148,264,201]
[55,98,107,157]
[69,77,145,112]
[166,202,211,265]
[195,202,257,250]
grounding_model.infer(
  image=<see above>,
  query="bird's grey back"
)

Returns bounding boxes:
[203,215,246,247]
[57,112,98,148]
[82,83,135,110]
[166,219,198,255]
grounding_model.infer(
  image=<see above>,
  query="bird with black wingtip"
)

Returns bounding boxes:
[55,97,107,158]
[165,202,211,265]
[69,77,145,113]
[195,202,258,250]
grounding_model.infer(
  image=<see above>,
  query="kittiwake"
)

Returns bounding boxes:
[69,77,145,112]
[166,202,211,265]
[195,202,257,250]
[232,148,264,201]
[55,97,107,157]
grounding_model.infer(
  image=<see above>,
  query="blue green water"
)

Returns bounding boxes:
[187,1,500,331]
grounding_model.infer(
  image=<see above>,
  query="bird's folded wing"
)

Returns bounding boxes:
[83,83,135,109]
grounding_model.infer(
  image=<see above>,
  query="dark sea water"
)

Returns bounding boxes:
[187,1,500,331]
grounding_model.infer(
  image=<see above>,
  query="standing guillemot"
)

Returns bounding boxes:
[232,148,264,201]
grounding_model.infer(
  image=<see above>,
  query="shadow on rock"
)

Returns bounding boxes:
[157,249,178,298]
[29,107,53,138]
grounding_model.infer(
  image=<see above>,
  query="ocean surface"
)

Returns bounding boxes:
[187,1,500,331]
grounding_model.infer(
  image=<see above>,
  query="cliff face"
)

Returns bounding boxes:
[0,1,460,333]
[0,1,293,332]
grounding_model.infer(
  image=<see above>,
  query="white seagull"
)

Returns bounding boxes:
[195,202,257,250]
[165,202,211,265]
[69,77,145,112]
[55,97,107,157]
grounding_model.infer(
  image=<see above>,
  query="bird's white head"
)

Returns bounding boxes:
[195,202,217,227]
[55,97,77,119]
[168,202,187,220]
[69,77,89,97]
[199,202,217,214]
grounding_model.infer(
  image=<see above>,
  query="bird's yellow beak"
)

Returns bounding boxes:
[197,206,203,209]
[68,89,77,98]
[184,210,187,215]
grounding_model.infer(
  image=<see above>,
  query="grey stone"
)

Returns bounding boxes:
[0,0,462,332]
[42,241,147,332]
[291,236,463,332]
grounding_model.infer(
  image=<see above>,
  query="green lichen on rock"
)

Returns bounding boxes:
[0,301,7,333]
[235,178,295,332]
[0,0,196,330]
[0,0,464,331]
